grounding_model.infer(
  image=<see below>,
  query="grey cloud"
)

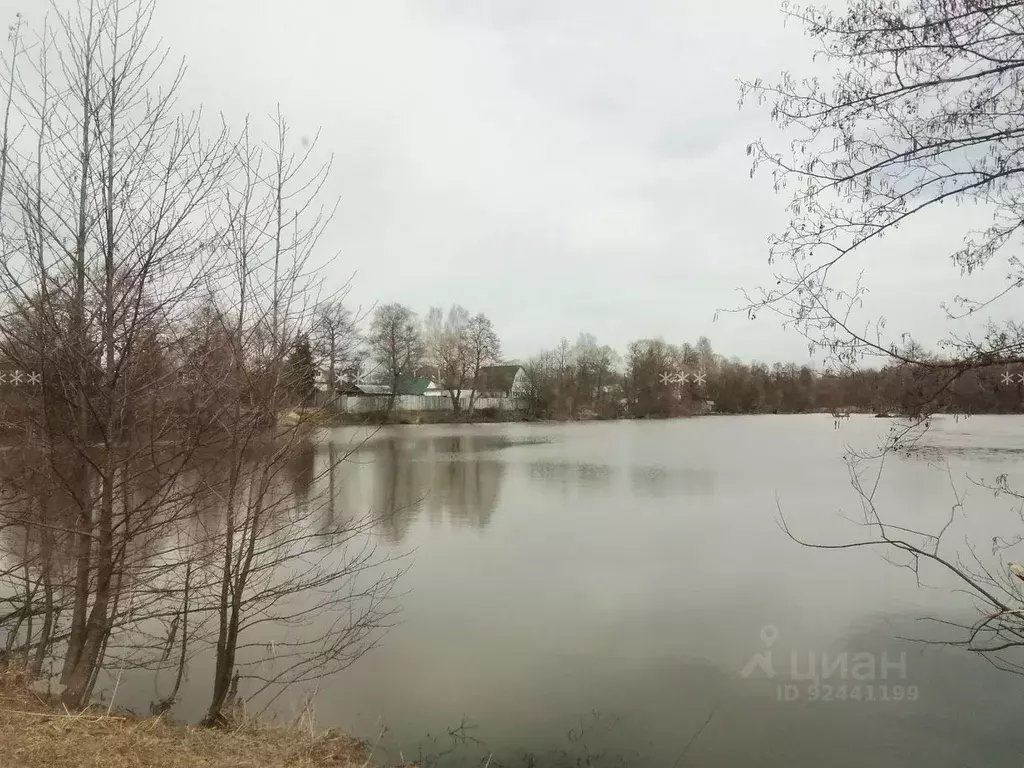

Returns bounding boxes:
[0,0,992,366]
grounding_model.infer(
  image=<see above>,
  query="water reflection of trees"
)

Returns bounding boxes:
[629,465,715,498]
[527,461,615,490]
[288,441,316,506]
[311,432,509,544]
[0,443,196,669]
[0,437,399,719]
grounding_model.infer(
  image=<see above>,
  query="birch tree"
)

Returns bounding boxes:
[424,304,472,411]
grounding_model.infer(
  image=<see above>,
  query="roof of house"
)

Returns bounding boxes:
[474,364,524,393]
[341,383,391,396]
[337,377,434,396]
[394,376,432,396]
[414,365,440,381]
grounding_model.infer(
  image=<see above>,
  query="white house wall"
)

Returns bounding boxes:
[338,394,524,413]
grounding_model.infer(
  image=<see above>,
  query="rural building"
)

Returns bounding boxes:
[336,377,436,397]
[394,376,434,396]
[337,382,392,396]
[330,365,529,413]
[473,365,528,398]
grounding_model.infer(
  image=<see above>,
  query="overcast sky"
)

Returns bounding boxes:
[0,0,1007,366]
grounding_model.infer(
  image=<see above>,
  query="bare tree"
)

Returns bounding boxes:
[312,295,360,403]
[184,114,400,727]
[571,334,620,417]
[624,339,694,418]
[0,1,400,725]
[739,0,1024,383]
[517,334,622,419]
[741,0,1024,669]
[424,304,474,411]
[366,302,422,414]
[465,313,501,412]
[0,0,240,709]
[776,421,1024,674]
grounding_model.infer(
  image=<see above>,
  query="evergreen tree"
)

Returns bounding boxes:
[285,332,317,405]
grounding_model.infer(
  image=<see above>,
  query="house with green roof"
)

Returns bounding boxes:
[393,376,434,396]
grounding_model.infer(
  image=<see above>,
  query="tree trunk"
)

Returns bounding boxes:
[205,485,238,726]
[31,572,54,676]
[61,467,114,708]
[61,485,92,683]
[204,595,241,725]
[327,335,337,406]
[62,10,97,685]
[387,375,398,415]
[448,387,461,413]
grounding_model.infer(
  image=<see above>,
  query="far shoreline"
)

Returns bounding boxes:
[301,407,1015,428]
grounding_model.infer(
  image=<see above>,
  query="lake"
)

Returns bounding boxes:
[122,414,1024,765]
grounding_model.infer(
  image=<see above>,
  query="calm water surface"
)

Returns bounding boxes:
[136,415,1024,765]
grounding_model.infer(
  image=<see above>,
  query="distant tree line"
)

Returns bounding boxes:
[520,335,1024,419]
[303,301,1024,420]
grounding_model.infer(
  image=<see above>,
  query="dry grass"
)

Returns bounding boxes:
[0,669,373,768]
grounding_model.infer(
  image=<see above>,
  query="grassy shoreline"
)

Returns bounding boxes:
[0,670,375,768]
